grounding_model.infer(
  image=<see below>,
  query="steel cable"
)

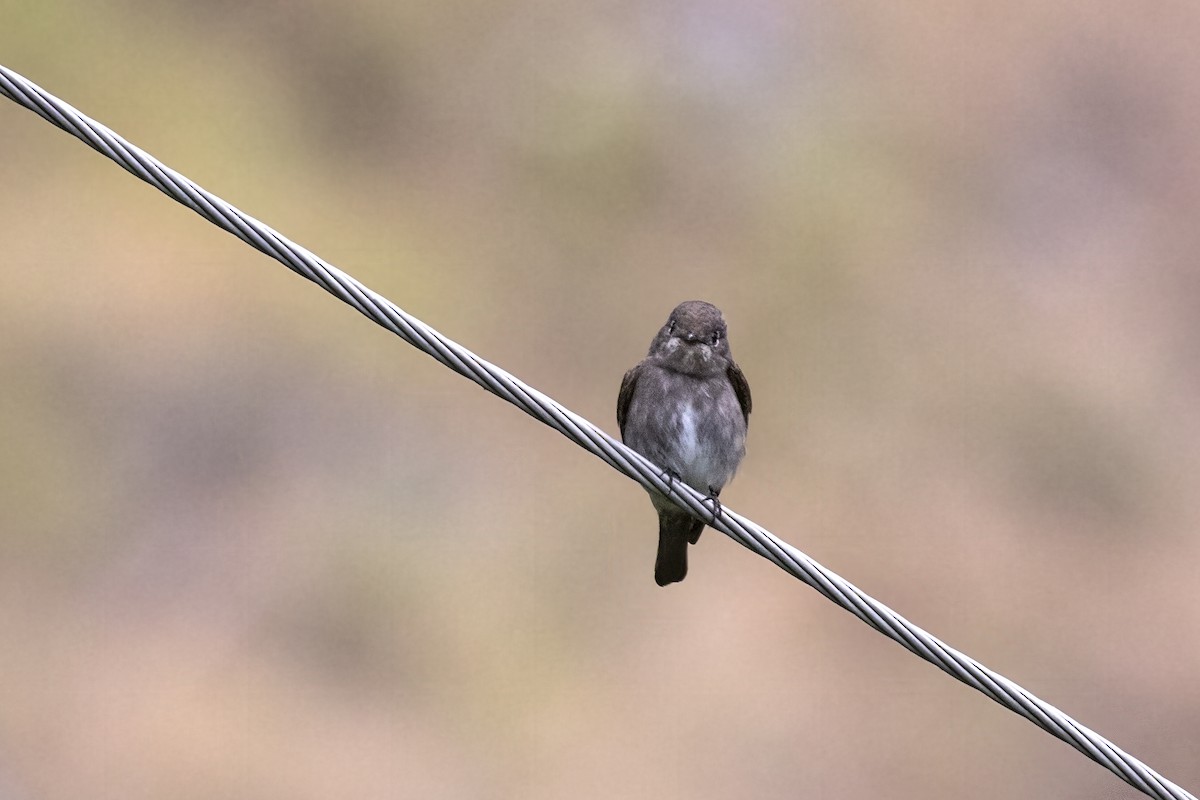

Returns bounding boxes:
[1,64,1193,800]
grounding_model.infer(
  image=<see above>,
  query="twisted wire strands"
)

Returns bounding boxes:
[1,64,1193,800]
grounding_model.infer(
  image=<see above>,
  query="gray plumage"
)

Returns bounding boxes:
[617,301,751,586]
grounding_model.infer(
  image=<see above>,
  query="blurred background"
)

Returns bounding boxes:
[2,1,1198,798]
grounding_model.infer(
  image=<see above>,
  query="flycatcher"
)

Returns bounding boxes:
[617,301,751,586]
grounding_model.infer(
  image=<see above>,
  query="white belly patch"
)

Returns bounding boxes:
[677,402,700,465]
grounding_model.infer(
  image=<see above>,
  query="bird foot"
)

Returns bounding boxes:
[705,487,723,525]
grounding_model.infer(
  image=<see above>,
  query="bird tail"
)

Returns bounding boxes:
[655,514,700,586]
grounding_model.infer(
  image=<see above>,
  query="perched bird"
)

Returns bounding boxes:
[617,301,751,586]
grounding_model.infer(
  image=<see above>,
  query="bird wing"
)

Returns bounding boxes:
[616,364,641,438]
[727,362,752,427]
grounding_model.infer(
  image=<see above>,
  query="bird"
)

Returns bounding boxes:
[617,301,751,586]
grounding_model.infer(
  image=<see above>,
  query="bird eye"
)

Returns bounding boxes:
[711,329,723,344]
[667,319,676,334]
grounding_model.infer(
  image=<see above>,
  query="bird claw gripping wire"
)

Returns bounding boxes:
[704,488,723,533]
[660,468,682,498]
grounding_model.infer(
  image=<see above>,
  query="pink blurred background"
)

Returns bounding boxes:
[1,1,1198,798]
